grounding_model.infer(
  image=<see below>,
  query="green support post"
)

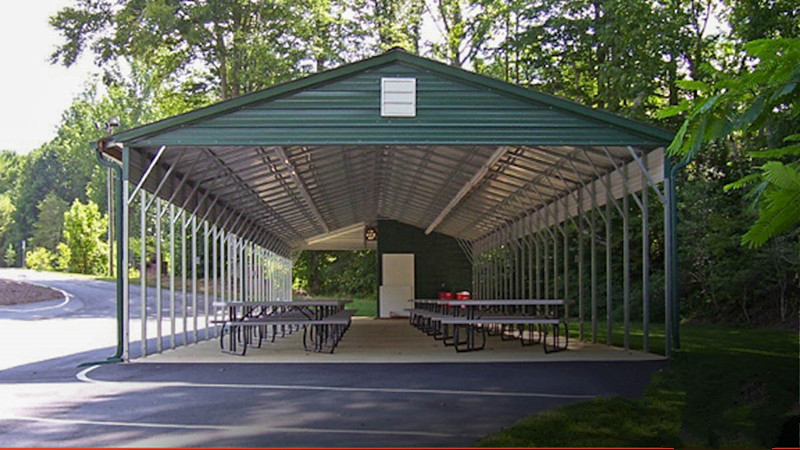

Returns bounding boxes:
[79,140,125,367]
[669,157,689,350]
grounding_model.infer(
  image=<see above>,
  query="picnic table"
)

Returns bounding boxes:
[213,300,355,355]
[406,299,569,353]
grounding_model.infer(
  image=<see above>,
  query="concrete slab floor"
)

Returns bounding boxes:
[136,317,664,364]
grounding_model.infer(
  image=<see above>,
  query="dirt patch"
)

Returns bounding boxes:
[0,279,64,306]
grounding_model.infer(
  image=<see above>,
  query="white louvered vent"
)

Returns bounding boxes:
[381,77,416,117]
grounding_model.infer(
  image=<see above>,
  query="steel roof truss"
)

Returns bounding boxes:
[203,147,302,241]
[425,146,514,234]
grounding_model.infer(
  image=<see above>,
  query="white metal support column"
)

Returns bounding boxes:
[204,221,209,339]
[121,146,131,361]
[169,204,176,349]
[181,210,188,346]
[140,189,147,357]
[191,215,198,344]
[156,196,162,352]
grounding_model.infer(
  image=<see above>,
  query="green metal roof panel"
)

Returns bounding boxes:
[113,49,673,147]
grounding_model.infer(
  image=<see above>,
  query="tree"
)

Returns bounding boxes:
[50,0,311,100]
[62,199,107,274]
[0,150,21,194]
[728,0,800,42]
[428,0,496,67]
[4,243,16,267]
[293,250,377,298]
[474,0,710,119]
[661,38,800,247]
[12,146,68,242]
[368,0,425,52]
[31,192,69,252]
[0,194,15,246]
[298,0,373,71]
[677,142,799,324]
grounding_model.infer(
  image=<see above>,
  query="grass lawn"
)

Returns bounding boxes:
[479,323,799,448]
[292,294,376,317]
[311,295,376,317]
[344,296,377,317]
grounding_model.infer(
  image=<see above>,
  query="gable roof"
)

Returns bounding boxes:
[112,48,674,146]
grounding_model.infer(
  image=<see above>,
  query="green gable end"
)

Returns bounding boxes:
[117,51,672,148]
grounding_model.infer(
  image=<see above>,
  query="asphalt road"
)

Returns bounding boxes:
[0,269,666,447]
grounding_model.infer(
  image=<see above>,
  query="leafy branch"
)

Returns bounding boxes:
[660,38,800,247]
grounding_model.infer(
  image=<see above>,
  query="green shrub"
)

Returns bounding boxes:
[3,243,15,267]
[62,199,107,274]
[26,247,55,271]
[55,242,71,271]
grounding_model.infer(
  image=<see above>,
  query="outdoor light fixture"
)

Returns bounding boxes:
[96,116,121,135]
[365,226,377,241]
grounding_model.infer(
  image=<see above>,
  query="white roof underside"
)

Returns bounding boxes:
[125,144,664,253]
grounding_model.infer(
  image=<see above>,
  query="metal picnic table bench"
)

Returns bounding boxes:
[406,299,570,353]
[213,300,355,355]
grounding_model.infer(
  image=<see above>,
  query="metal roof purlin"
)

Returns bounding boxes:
[202,147,303,244]
[253,146,324,232]
[425,146,513,235]
[339,150,362,224]
[455,147,581,239]
[272,146,330,234]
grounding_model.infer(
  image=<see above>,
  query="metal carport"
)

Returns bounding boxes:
[94,48,678,364]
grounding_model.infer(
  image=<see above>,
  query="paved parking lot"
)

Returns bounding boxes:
[0,269,666,447]
[2,360,664,447]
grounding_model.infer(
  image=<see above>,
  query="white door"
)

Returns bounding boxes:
[380,253,414,318]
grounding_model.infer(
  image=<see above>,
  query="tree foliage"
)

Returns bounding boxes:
[371,0,424,52]
[677,144,799,324]
[0,194,15,247]
[4,244,17,268]
[32,192,69,252]
[662,38,800,247]
[25,247,56,272]
[62,199,107,274]
[293,250,377,298]
[470,0,718,120]
[50,0,376,99]
[0,151,22,194]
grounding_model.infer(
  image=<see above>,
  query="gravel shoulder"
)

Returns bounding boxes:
[0,278,64,306]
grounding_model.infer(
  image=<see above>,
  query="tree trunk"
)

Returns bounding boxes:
[308,252,323,294]
[216,30,229,100]
[592,1,606,109]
